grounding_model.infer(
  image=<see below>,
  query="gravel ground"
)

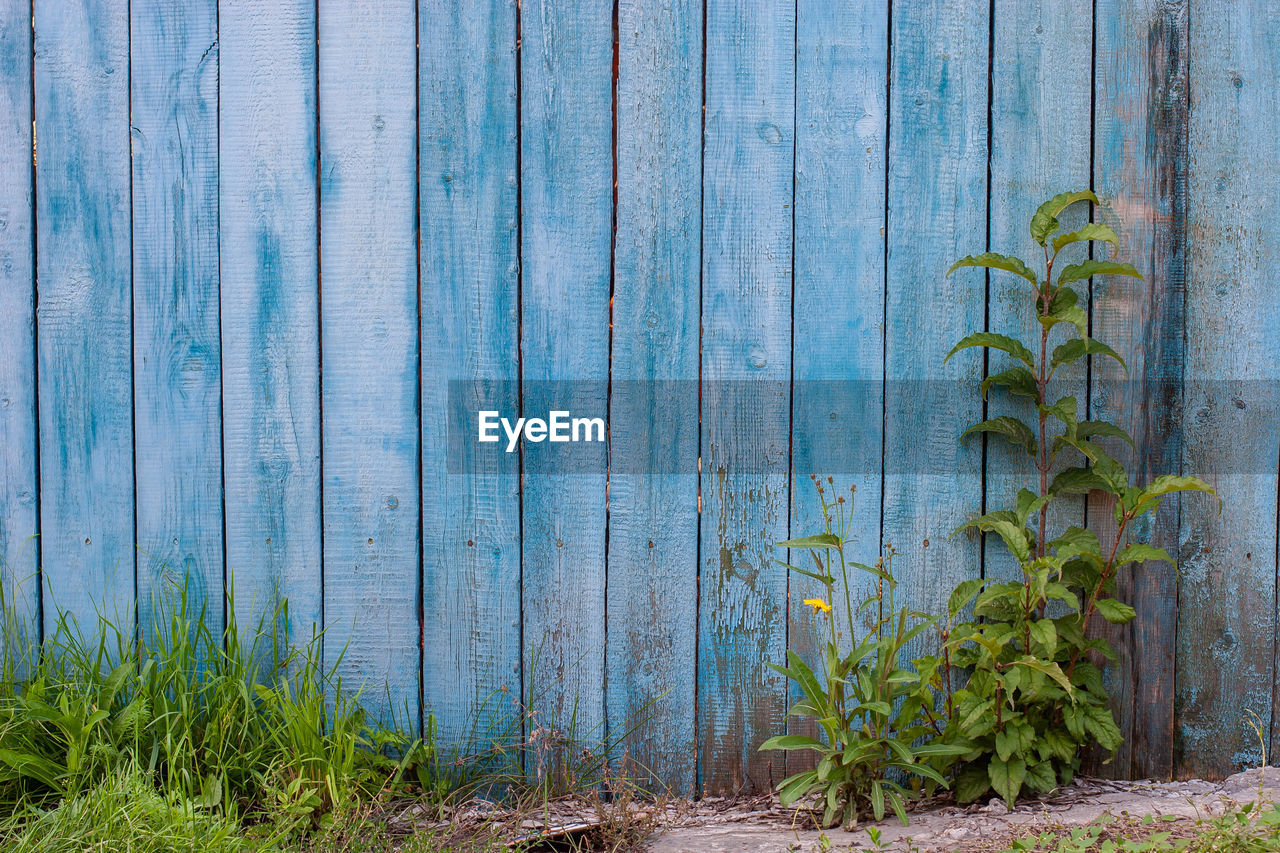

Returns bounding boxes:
[646,768,1280,852]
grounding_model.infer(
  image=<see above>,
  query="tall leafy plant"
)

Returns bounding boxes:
[931,190,1219,805]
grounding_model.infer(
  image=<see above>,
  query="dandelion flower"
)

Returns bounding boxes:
[803,598,831,614]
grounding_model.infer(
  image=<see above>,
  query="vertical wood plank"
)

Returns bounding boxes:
[318,0,419,725]
[34,0,135,633]
[984,0,1092,584]
[1093,0,1187,779]
[131,0,223,638]
[419,0,522,748]
[519,0,613,754]
[607,0,701,793]
[1179,0,1280,778]
[699,0,794,794]
[0,0,38,648]
[789,0,887,776]
[883,0,989,647]
[219,0,321,647]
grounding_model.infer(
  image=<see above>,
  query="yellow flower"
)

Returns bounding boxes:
[803,598,832,614]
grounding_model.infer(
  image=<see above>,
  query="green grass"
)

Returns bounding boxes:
[994,802,1280,853]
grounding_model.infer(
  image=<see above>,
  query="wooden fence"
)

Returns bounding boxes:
[0,0,1277,793]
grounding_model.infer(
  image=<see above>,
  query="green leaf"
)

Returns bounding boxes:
[1048,526,1101,558]
[759,734,829,752]
[945,332,1036,369]
[987,519,1033,563]
[1051,222,1119,253]
[1094,598,1136,625]
[947,252,1039,286]
[1129,475,1221,517]
[777,533,843,549]
[772,559,833,585]
[1040,396,1079,431]
[1051,337,1128,373]
[948,578,985,617]
[776,770,819,806]
[1023,760,1058,793]
[1116,543,1175,567]
[1049,467,1110,496]
[1029,619,1057,658]
[1057,259,1144,285]
[1031,190,1098,245]
[1084,703,1124,752]
[981,366,1039,400]
[1014,488,1052,526]
[956,766,991,803]
[989,756,1027,806]
[962,417,1037,456]
[1077,420,1136,449]
[1040,285,1089,336]
[1011,657,1075,697]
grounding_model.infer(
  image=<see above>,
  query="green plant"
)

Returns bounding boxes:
[761,477,964,830]
[932,190,1219,805]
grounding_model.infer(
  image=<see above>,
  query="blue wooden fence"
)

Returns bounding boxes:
[0,0,1276,794]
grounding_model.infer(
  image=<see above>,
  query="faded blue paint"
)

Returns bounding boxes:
[319,0,420,727]
[131,0,223,641]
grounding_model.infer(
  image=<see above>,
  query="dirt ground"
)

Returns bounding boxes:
[646,768,1280,852]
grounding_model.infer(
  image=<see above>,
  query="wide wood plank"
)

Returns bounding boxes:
[419,0,522,749]
[699,0,794,794]
[608,0,701,794]
[131,0,223,640]
[984,0,1092,584]
[882,0,989,648]
[519,0,613,758]
[319,0,419,726]
[0,0,38,653]
[789,0,887,778]
[219,0,321,649]
[34,0,134,635]
[1093,0,1188,780]
[1178,0,1280,778]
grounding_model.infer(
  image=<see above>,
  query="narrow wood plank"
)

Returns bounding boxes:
[607,0,701,794]
[789,0,887,778]
[519,0,613,758]
[219,0,321,648]
[882,0,989,649]
[318,0,419,726]
[131,0,223,640]
[699,0,794,794]
[0,0,38,653]
[984,0,1092,584]
[1178,0,1280,779]
[33,0,134,634]
[420,0,522,750]
[1093,0,1188,780]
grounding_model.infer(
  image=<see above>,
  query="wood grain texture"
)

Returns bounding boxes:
[519,0,612,754]
[882,0,988,648]
[219,0,321,648]
[984,0,1092,584]
[0,0,38,649]
[34,0,135,634]
[318,0,419,726]
[1178,0,1280,778]
[1092,0,1187,780]
[788,0,887,777]
[607,0,701,794]
[699,0,794,794]
[419,0,522,749]
[131,0,223,639]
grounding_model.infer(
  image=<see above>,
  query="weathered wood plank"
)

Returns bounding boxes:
[789,0,887,778]
[699,0,794,794]
[519,0,613,758]
[419,0,522,749]
[0,0,38,651]
[131,0,223,640]
[1178,0,1279,779]
[318,0,419,726]
[882,0,988,648]
[219,0,321,648]
[34,0,135,634]
[607,0,701,794]
[1093,0,1187,780]
[984,0,1092,585]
